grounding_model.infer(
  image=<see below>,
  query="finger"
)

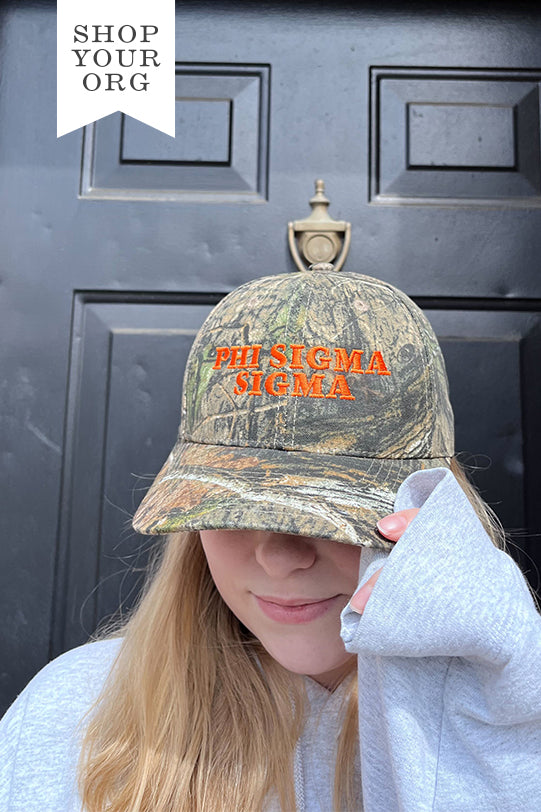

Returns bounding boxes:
[377,508,420,542]
[350,568,383,614]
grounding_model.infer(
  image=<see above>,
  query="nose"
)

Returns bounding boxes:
[254,532,317,578]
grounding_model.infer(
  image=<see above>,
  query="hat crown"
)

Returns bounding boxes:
[180,270,454,460]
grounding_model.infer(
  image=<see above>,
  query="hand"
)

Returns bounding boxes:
[349,508,419,614]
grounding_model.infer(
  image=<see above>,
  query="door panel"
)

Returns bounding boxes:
[373,69,541,204]
[82,64,270,202]
[2,0,541,712]
[53,295,218,653]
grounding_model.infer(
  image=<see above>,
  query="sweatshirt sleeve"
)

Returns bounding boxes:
[0,638,123,812]
[341,468,541,812]
[0,691,29,811]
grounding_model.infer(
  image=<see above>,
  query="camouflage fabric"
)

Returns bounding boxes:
[133,268,454,547]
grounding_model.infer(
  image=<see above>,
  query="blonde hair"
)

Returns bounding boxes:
[450,457,506,550]
[78,458,505,811]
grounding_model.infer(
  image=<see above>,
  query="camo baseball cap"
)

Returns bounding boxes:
[132,265,454,548]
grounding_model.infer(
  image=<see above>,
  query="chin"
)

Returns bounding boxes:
[269,646,355,685]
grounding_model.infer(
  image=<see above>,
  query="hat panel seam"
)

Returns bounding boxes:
[290,277,314,450]
[398,296,435,454]
[272,280,295,451]
[329,276,433,458]
[359,279,433,456]
[180,433,452,461]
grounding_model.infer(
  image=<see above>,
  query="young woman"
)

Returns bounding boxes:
[1,267,540,812]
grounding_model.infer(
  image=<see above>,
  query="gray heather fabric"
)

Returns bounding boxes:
[0,639,360,812]
[1,469,540,811]
[0,638,121,812]
[265,677,362,812]
[341,468,541,811]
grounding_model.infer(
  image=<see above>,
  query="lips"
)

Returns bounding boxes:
[253,594,341,624]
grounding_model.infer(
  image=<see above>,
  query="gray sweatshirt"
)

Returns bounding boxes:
[1,468,540,811]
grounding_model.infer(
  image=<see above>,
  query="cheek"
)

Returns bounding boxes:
[199,535,252,610]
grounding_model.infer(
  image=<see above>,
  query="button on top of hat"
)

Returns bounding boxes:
[308,262,335,272]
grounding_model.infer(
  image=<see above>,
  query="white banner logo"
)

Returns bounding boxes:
[57,0,175,138]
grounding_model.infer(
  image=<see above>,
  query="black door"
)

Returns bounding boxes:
[2,0,541,713]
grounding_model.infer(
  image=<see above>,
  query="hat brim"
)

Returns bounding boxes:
[132,441,450,549]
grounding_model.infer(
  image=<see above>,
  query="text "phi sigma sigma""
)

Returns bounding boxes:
[212,344,391,402]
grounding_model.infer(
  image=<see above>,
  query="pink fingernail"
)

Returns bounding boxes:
[351,584,373,614]
[377,515,403,535]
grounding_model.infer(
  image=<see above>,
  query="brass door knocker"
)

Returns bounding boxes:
[288,179,351,272]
